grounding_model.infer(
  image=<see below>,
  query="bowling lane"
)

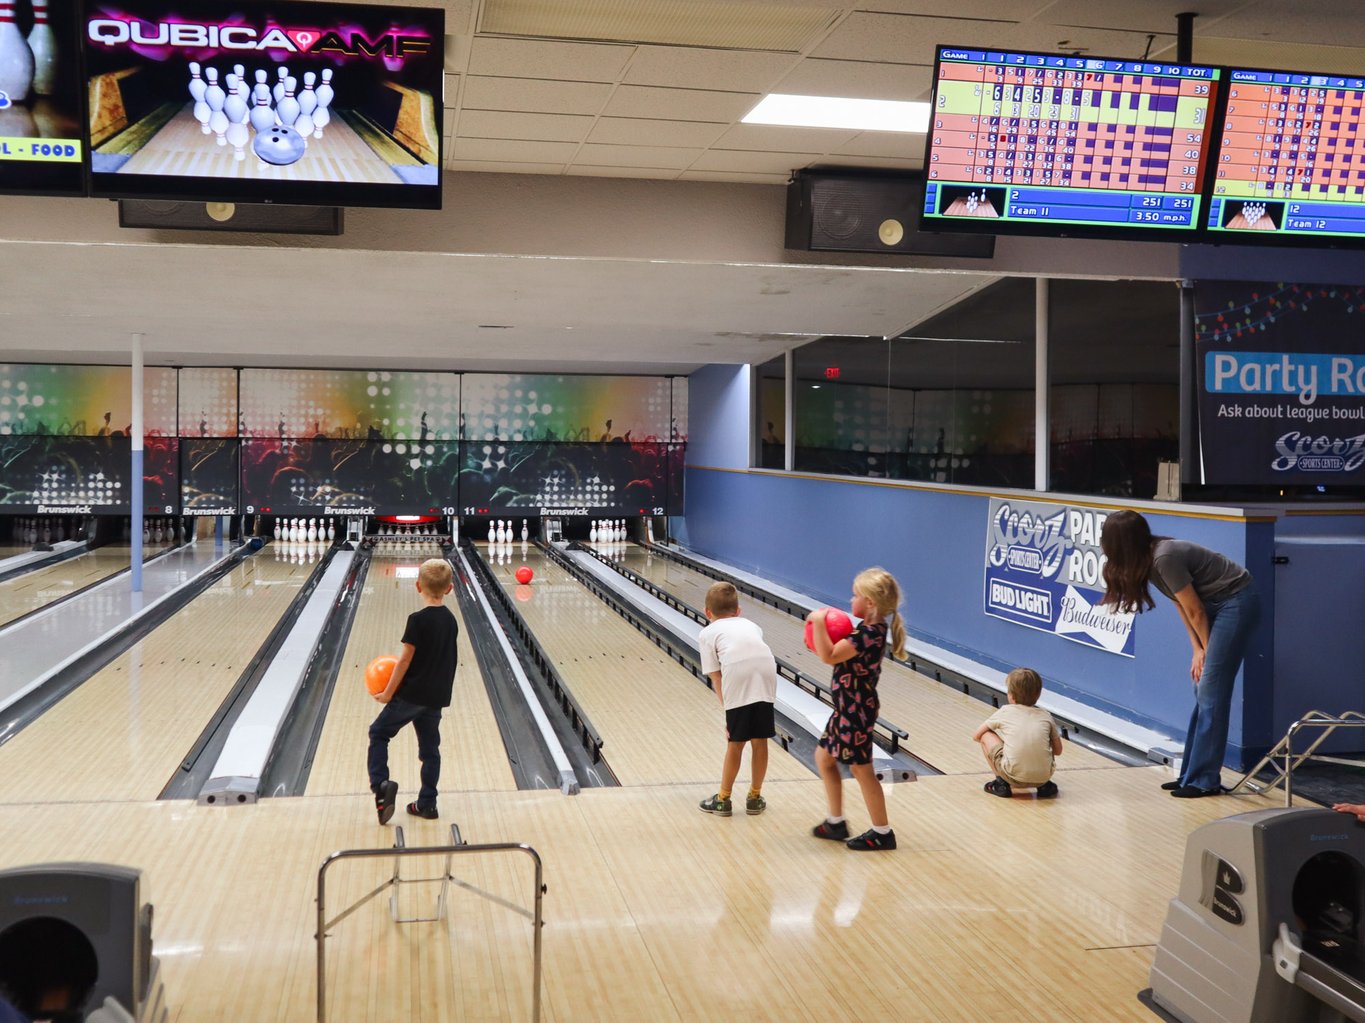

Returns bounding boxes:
[0,552,316,803]
[484,543,810,786]
[307,551,518,797]
[0,545,173,628]
[620,546,1116,775]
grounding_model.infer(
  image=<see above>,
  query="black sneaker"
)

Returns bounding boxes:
[812,819,850,841]
[847,828,896,851]
[374,780,398,825]
[983,777,1013,798]
[1160,780,1183,791]
[1035,780,1059,799]
[406,801,439,819]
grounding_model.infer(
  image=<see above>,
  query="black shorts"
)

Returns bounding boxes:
[725,702,776,742]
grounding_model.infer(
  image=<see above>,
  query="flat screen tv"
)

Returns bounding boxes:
[0,0,86,196]
[1206,66,1365,246]
[81,0,443,209]
[923,47,1221,240]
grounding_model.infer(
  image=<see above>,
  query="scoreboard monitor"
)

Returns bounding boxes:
[923,47,1221,239]
[1207,66,1365,245]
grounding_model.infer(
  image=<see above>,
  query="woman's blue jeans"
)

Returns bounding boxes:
[1178,583,1261,791]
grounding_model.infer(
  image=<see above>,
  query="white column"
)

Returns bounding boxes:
[1035,278,1049,493]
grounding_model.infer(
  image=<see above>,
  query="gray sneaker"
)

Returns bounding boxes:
[745,794,766,816]
[699,794,732,817]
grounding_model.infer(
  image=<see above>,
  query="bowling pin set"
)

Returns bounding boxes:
[369,521,445,554]
[186,61,335,161]
[0,0,56,108]
[273,516,335,545]
[8,515,86,547]
[589,519,629,545]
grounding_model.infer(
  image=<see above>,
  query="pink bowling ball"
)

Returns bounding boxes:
[803,608,854,651]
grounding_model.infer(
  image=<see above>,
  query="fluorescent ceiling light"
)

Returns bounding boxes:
[743,94,930,133]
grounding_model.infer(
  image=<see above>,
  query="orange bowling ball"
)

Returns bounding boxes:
[515,566,533,584]
[364,655,398,695]
[803,608,854,652]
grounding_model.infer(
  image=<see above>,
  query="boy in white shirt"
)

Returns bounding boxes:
[973,667,1063,799]
[697,582,779,817]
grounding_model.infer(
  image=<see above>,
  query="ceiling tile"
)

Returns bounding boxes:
[467,36,634,82]
[458,109,595,142]
[712,123,858,152]
[810,155,922,172]
[462,75,613,115]
[775,58,932,102]
[1039,0,1254,37]
[601,85,761,122]
[568,166,681,180]
[446,159,567,175]
[833,131,927,159]
[813,13,1163,67]
[574,143,703,169]
[452,137,582,163]
[689,149,821,174]
[623,46,798,93]
[588,117,727,148]
[853,0,1055,17]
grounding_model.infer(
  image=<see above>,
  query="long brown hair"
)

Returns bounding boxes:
[1099,510,1157,614]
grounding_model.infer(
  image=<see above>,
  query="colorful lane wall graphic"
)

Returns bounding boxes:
[983,498,1135,656]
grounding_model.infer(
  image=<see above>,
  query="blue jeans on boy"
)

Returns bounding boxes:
[1178,583,1260,791]
[368,697,442,810]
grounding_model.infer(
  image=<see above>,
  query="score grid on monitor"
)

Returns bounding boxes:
[1207,69,1365,241]
[924,48,1221,236]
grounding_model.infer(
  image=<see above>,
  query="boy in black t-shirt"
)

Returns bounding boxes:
[368,558,459,824]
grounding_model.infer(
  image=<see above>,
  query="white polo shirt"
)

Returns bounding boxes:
[698,616,777,711]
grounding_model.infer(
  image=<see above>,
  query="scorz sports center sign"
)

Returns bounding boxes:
[984,499,1135,657]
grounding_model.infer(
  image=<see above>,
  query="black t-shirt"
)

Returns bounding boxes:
[397,605,459,708]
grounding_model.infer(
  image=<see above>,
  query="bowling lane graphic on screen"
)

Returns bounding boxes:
[461,373,682,442]
[241,438,459,516]
[239,368,458,441]
[80,0,444,207]
[0,0,85,195]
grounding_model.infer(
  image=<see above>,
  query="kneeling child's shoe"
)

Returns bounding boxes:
[983,777,1013,798]
[1035,780,1059,799]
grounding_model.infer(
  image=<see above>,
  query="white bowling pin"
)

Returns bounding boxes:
[209,107,229,145]
[293,109,314,140]
[273,66,289,105]
[316,68,334,110]
[310,104,329,139]
[224,73,248,124]
[299,71,317,116]
[0,0,35,105]
[589,521,598,543]
[249,84,275,133]
[487,520,496,543]
[26,0,53,95]
[521,519,528,542]
[227,119,248,159]
[274,518,282,541]
[204,66,225,112]
[307,518,317,542]
[188,60,206,103]
[276,76,300,126]
[194,97,212,134]
[327,518,335,541]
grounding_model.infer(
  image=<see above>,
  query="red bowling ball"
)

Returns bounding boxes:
[515,566,533,584]
[803,608,854,652]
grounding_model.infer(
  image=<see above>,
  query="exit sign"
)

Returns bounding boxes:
[824,367,840,379]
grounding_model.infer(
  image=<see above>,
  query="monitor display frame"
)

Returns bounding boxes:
[80,0,444,210]
[1204,63,1365,247]
[0,0,87,197]
[922,46,1222,242]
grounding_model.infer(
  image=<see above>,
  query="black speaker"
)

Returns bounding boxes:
[118,199,344,235]
[785,170,994,258]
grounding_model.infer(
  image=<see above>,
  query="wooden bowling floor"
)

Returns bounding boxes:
[0,767,1285,1022]
[0,540,1298,1021]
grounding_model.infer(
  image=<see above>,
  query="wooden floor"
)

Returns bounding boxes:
[0,541,1301,1022]
[0,545,169,628]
